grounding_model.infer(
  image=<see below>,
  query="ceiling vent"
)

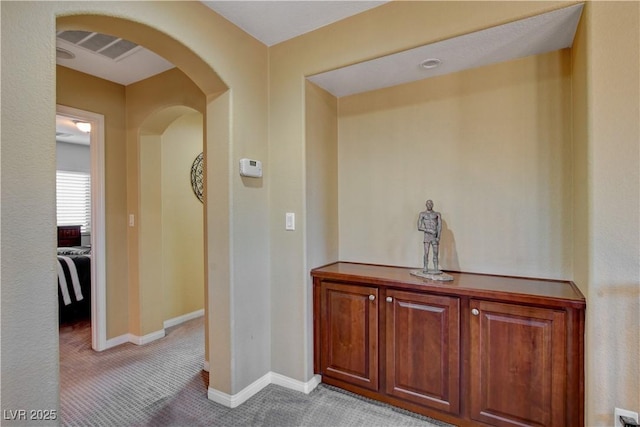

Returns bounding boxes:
[57,31,140,61]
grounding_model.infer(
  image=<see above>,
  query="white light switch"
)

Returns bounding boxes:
[285,212,295,231]
[129,214,135,227]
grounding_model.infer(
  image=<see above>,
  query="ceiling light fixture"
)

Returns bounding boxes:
[56,47,76,60]
[419,58,442,70]
[74,121,92,133]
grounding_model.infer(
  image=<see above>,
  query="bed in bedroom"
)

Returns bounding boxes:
[57,225,92,323]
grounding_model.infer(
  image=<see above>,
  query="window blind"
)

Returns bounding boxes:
[56,170,91,233]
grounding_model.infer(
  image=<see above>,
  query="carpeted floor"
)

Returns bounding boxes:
[59,317,451,427]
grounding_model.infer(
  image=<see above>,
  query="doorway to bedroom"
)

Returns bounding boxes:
[55,106,106,352]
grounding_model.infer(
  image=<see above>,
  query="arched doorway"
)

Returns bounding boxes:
[56,12,231,390]
[3,2,273,413]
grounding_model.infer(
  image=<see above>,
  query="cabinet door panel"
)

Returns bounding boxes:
[385,290,460,413]
[321,282,378,391]
[470,300,566,427]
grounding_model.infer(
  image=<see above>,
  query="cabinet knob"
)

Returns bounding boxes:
[369,295,375,301]
[386,297,393,303]
[471,308,480,316]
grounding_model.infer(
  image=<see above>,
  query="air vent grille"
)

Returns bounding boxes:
[79,33,117,51]
[100,39,138,59]
[57,31,139,61]
[58,30,92,44]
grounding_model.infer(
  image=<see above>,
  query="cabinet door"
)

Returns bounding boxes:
[385,290,460,414]
[320,282,379,391]
[470,300,567,427]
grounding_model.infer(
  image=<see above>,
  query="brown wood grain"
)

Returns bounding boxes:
[385,290,460,414]
[320,281,379,391]
[312,262,585,427]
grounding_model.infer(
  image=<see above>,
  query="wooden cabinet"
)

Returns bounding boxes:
[469,300,567,427]
[385,290,460,414]
[320,281,379,391]
[312,262,585,427]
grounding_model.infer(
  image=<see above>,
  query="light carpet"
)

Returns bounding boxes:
[60,317,451,426]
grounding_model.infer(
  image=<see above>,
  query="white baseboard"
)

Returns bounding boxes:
[271,372,322,394]
[163,308,204,329]
[104,329,165,349]
[129,329,165,345]
[105,333,130,349]
[103,310,204,350]
[208,372,271,408]
[208,372,321,408]
[203,361,210,372]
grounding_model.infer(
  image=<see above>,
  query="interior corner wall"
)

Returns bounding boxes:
[571,1,589,299]
[205,91,233,394]
[304,81,339,378]
[578,2,640,425]
[338,50,572,279]
[161,113,205,321]
[305,81,339,273]
[56,65,129,339]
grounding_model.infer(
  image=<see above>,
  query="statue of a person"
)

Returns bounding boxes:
[417,199,442,273]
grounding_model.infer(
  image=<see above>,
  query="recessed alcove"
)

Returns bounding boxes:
[305,5,582,280]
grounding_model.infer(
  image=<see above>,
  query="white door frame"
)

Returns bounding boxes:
[56,105,107,351]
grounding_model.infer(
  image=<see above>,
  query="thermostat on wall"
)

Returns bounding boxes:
[239,158,262,178]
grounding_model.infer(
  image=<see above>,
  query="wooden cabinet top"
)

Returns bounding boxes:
[311,262,586,309]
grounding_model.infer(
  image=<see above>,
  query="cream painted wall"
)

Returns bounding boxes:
[270,0,571,383]
[338,50,572,279]
[127,69,206,337]
[305,81,339,276]
[161,113,205,321]
[139,134,164,335]
[56,66,129,338]
[304,81,339,367]
[139,112,204,328]
[573,2,640,425]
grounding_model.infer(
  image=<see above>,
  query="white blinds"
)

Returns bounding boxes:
[56,170,91,233]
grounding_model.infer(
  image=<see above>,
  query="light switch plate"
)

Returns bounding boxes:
[285,212,295,230]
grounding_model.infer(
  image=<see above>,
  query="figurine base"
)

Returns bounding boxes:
[410,270,454,282]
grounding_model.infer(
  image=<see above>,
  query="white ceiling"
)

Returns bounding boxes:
[56,115,92,145]
[308,3,584,97]
[202,1,389,46]
[56,32,175,87]
[55,1,584,142]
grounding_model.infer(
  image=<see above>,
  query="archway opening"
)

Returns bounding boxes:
[55,12,232,401]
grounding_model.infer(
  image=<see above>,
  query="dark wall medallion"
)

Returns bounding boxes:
[191,152,204,203]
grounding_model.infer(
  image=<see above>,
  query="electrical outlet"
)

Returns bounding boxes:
[615,408,639,427]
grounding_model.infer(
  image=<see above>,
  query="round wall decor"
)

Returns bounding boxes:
[190,152,204,203]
